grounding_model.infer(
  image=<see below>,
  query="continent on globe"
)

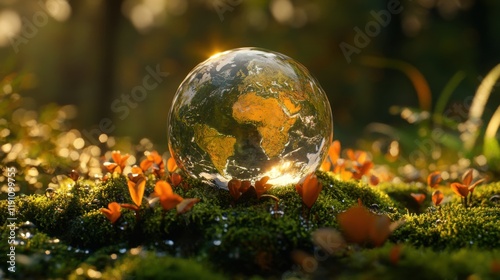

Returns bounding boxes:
[232,92,298,158]
[193,124,236,176]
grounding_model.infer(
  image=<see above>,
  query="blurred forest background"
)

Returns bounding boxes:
[1,0,499,152]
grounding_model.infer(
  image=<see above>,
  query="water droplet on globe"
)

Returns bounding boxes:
[119,248,127,254]
[168,48,333,188]
[213,240,222,246]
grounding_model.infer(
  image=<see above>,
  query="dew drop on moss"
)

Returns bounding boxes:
[369,204,380,212]
[45,187,56,198]
[269,205,285,218]
[19,221,37,240]
[118,221,128,231]
[489,195,500,203]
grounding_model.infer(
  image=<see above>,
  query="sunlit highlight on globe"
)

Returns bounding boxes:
[168,47,333,187]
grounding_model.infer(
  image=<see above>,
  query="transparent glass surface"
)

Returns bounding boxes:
[168,48,333,187]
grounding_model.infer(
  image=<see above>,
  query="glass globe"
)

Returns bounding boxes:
[168,48,333,187]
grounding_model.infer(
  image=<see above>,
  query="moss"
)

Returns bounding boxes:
[377,182,431,213]
[306,243,500,280]
[75,251,227,280]
[391,203,500,249]
[2,172,499,278]
[0,232,88,279]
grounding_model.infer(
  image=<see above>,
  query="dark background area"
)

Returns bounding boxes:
[1,0,499,151]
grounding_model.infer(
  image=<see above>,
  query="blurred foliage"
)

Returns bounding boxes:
[0,0,499,147]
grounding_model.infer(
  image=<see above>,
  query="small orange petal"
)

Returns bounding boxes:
[111,151,122,165]
[295,183,303,198]
[468,178,485,192]
[346,149,355,161]
[131,166,143,175]
[170,173,182,186]
[320,160,331,172]
[167,157,178,173]
[228,179,242,200]
[410,193,426,205]
[427,171,442,188]
[369,174,380,186]
[462,169,474,186]
[176,198,200,214]
[337,206,374,244]
[255,177,272,199]
[369,215,392,247]
[302,174,322,208]
[160,194,183,210]
[240,180,252,193]
[432,190,444,206]
[154,180,173,197]
[140,160,152,172]
[103,162,119,173]
[100,202,121,224]
[450,182,469,197]
[329,140,341,162]
[128,177,146,207]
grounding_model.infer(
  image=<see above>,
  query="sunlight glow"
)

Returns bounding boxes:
[45,0,71,22]
[0,10,21,47]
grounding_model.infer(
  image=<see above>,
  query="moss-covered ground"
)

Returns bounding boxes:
[1,172,500,279]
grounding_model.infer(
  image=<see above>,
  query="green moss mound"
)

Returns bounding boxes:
[1,172,499,279]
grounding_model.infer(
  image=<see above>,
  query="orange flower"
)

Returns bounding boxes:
[154,180,183,211]
[176,198,200,214]
[254,176,273,199]
[351,160,374,180]
[432,190,444,206]
[369,174,380,186]
[337,205,403,247]
[410,193,426,205]
[228,179,242,201]
[450,182,469,198]
[170,173,182,187]
[427,171,442,188]
[333,159,353,181]
[100,202,121,224]
[139,151,165,177]
[167,157,178,173]
[320,140,341,171]
[103,151,130,174]
[127,172,146,207]
[228,179,252,201]
[295,173,322,208]
[346,149,368,164]
[461,169,485,194]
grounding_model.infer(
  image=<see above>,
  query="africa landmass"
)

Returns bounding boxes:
[232,92,298,158]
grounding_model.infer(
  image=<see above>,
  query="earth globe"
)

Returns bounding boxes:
[168,47,333,187]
